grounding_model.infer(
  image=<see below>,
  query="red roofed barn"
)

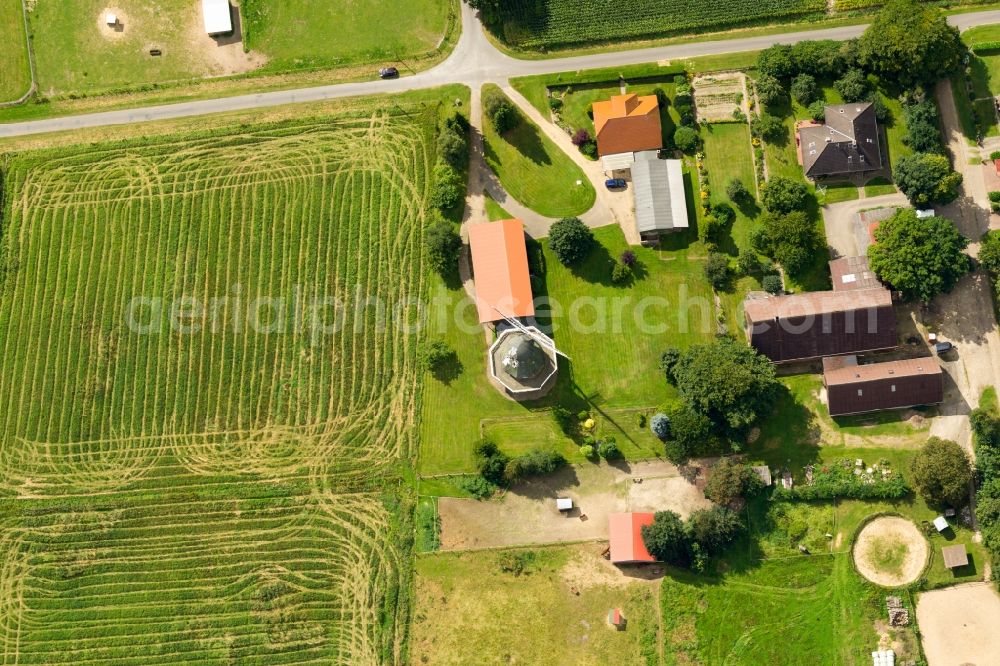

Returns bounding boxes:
[467,219,535,324]
[608,512,656,564]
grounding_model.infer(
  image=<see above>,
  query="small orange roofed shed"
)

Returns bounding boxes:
[468,219,535,324]
[592,93,663,157]
[608,512,656,564]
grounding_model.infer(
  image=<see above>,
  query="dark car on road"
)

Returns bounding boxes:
[605,178,627,190]
[934,341,954,355]
[379,67,399,79]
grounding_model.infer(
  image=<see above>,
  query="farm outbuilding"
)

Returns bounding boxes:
[933,516,949,532]
[608,512,656,564]
[202,0,233,35]
[941,544,969,569]
[630,151,688,240]
[468,219,535,324]
[823,355,943,417]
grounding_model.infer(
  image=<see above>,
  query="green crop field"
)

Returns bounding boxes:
[0,109,435,664]
[0,0,30,102]
[492,0,827,50]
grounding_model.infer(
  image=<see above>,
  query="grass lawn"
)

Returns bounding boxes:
[484,192,513,220]
[242,0,454,71]
[818,181,860,205]
[412,546,659,665]
[419,224,716,474]
[482,84,595,217]
[0,0,30,102]
[864,177,897,197]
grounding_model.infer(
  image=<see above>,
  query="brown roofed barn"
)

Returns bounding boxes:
[823,355,943,417]
[798,103,883,179]
[829,255,881,292]
[468,219,535,324]
[592,94,663,157]
[745,289,897,363]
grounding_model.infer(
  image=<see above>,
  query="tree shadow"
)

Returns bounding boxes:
[745,383,822,474]
[569,241,616,285]
[504,117,552,168]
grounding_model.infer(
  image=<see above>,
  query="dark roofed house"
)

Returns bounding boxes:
[798,103,883,180]
[823,355,943,417]
[744,288,897,363]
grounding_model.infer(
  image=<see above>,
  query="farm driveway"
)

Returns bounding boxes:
[437,460,710,551]
[917,583,1000,666]
[821,192,908,258]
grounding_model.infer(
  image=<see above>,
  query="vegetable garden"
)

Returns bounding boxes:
[492,0,827,50]
[0,109,434,664]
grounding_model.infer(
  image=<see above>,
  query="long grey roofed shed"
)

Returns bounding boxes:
[631,152,688,235]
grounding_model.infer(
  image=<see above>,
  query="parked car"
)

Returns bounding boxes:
[605,178,627,190]
[934,341,954,355]
[378,67,399,79]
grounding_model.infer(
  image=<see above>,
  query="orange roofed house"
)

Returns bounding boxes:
[608,512,656,564]
[467,219,535,324]
[592,94,663,159]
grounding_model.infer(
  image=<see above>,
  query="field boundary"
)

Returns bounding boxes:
[0,0,36,107]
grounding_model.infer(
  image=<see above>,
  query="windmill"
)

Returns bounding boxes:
[491,306,570,360]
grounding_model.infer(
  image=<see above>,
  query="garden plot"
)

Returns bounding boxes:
[693,72,748,123]
[0,110,434,665]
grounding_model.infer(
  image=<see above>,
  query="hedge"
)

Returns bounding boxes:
[972,41,1000,55]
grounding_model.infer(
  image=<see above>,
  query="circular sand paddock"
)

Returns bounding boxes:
[853,516,928,587]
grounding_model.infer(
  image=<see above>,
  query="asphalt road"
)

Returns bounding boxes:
[3,4,999,138]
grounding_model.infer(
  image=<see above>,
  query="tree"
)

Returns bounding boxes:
[420,340,455,372]
[425,218,462,276]
[903,99,944,154]
[791,73,819,106]
[504,448,566,485]
[979,231,1000,275]
[483,88,519,134]
[641,511,692,566]
[474,439,509,486]
[894,153,962,206]
[790,40,848,78]
[688,506,745,555]
[713,202,736,226]
[674,126,700,153]
[762,274,784,295]
[704,459,763,506]
[703,252,730,290]
[867,209,970,303]
[857,0,963,87]
[760,176,810,214]
[751,113,786,142]
[737,249,760,275]
[755,74,787,108]
[548,217,594,266]
[650,412,671,440]
[910,437,973,506]
[833,69,869,103]
[756,45,795,80]
[670,338,778,435]
[598,437,621,459]
[754,210,821,276]
[431,164,464,210]
[726,178,751,204]
[659,348,681,383]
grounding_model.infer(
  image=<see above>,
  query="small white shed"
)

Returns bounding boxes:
[202,0,233,35]
[105,13,118,26]
[556,498,573,512]
[933,516,949,532]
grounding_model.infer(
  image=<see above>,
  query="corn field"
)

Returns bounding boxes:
[0,109,434,665]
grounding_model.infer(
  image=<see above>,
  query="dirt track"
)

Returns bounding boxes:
[438,460,711,551]
[853,516,928,587]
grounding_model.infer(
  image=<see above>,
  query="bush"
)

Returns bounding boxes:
[674,126,701,153]
[425,217,462,276]
[598,437,621,459]
[611,262,632,285]
[807,100,826,122]
[703,252,730,290]
[548,217,594,266]
[650,413,671,440]
[834,69,869,102]
[484,88,519,134]
[704,458,763,506]
[726,178,751,204]
[737,250,760,275]
[659,348,681,383]
[571,128,591,147]
[980,231,1000,275]
[504,448,566,484]
[620,250,637,268]
[761,176,810,214]
[911,437,973,507]
[438,113,469,170]
[903,99,944,154]
[548,96,563,111]
[431,163,465,210]
[762,274,784,294]
[991,151,1000,161]
[457,475,497,500]
[972,41,1000,54]
[790,73,819,105]
[712,202,736,226]
[579,444,596,459]
[474,439,510,486]
[751,113,785,142]
[700,215,725,246]
[552,406,575,434]
[580,141,598,159]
